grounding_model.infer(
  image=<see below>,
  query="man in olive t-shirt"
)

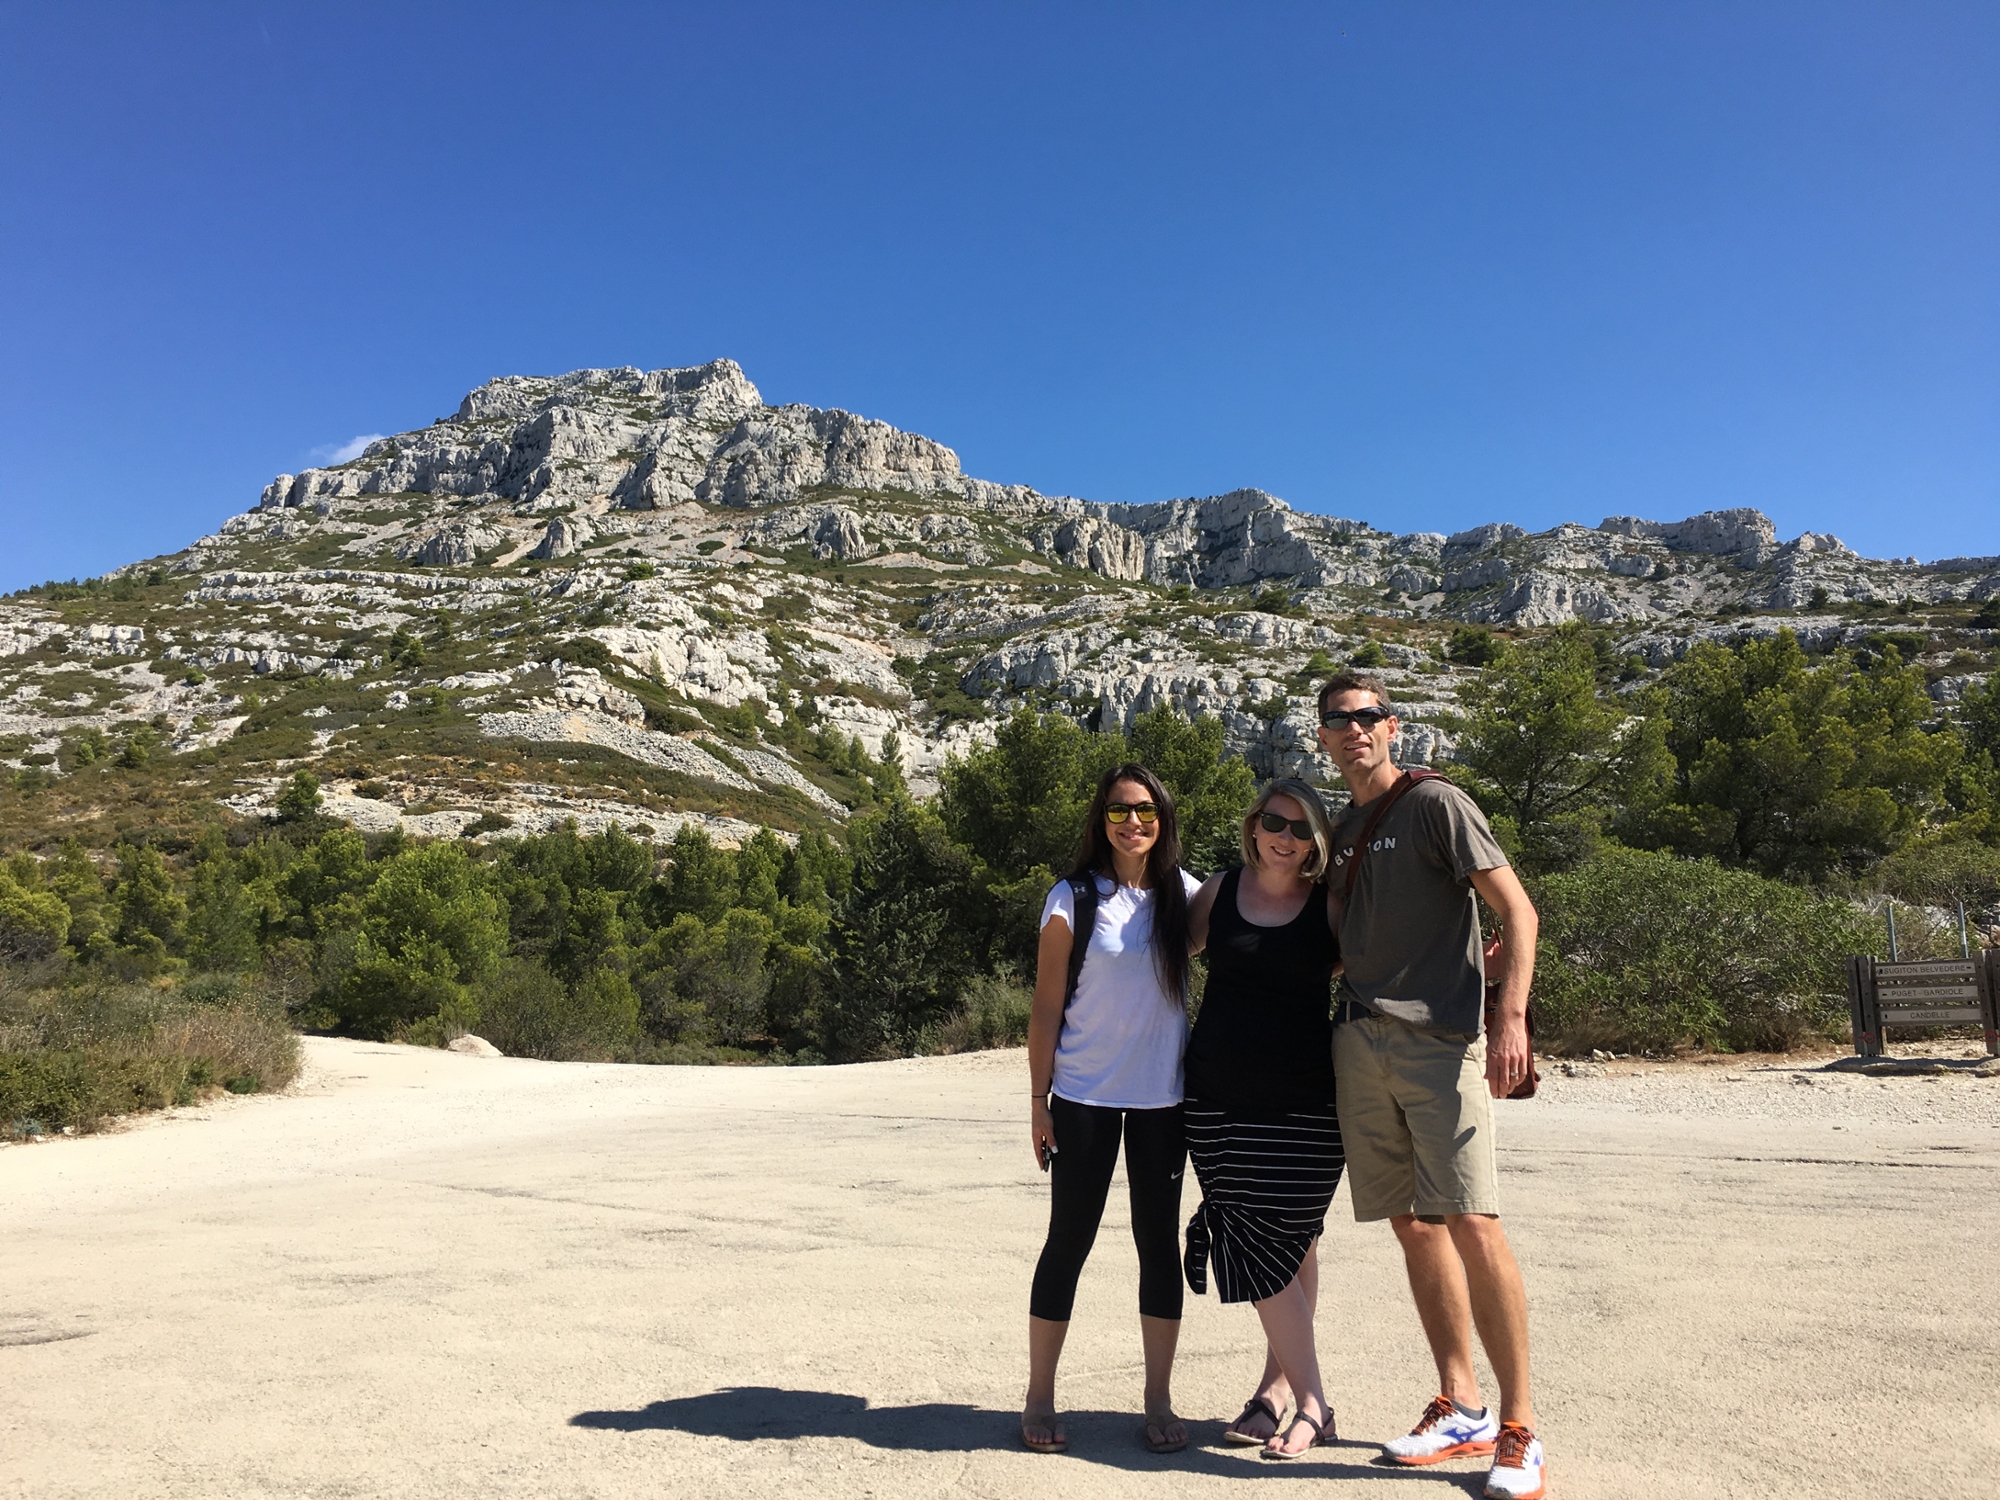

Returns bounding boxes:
[1319,671,1549,1500]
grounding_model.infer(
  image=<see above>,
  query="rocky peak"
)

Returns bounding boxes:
[452,360,763,425]
[13,358,1996,854]
[1600,508,1779,565]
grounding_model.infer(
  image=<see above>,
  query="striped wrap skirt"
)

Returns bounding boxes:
[1183,1101,1345,1304]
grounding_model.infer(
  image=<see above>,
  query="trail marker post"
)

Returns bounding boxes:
[1846,950,2000,1058]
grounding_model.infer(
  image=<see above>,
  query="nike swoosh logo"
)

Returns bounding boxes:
[1169,1169,1183,1179]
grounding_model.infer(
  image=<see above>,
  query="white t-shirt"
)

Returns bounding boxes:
[1040,869,1203,1110]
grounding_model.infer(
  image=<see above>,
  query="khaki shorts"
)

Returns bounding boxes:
[1332,1014,1500,1221]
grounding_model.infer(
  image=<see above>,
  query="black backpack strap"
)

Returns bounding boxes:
[1062,872,1101,1010]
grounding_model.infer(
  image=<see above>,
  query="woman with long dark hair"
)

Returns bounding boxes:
[1182,778,1347,1459]
[1022,762,1200,1456]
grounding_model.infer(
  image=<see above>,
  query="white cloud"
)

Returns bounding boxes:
[307,433,387,466]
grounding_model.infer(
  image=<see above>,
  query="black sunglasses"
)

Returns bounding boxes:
[1105,801,1159,825]
[1258,811,1314,840]
[1320,708,1394,729]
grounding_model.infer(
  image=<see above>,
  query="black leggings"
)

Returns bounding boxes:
[1030,1095,1186,1322]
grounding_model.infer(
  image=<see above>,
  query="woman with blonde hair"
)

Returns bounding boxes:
[1183,777,1346,1459]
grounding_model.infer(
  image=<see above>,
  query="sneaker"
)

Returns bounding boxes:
[1383,1393,1500,1465]
[1483,1423,1547,1499]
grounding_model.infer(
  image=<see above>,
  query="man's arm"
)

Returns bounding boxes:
[1469,862,1538,1098]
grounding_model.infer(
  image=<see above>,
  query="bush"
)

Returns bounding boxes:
[930,973,1033,1053]
[0,866,71,960]
[332,842,508,1039]
[276,770,322,823]
[1530,846,1869,1054]
[1878,840,2000,912]
[1447,626,1507,668]
[824,801,988,1060]
[636,909,773,1047]
[475,957,639,1061]
[557,637,615,670]
[0,966,300,1137]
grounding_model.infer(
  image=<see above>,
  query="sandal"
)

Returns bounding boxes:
[1142,1410,1188,1454]
[1261,1405,1334,1460]
[1020,1408,1067,1454]
[1223,1395,1283,1447]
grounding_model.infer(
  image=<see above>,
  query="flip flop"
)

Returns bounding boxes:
[1020,1410,1067,1454]
[1141,1412,1188,1454]
[1261,1405,1334,1460]
[1223,1395,1283,1447]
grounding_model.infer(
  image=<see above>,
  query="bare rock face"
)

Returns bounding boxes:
[1049,516,1148,580]
[809,507,870,561]
[530,515,594,560]
[698,407,967,507]
[48,357,1977,850]
[400,522,505,567]
[1601,508,1779,565]
[445,1034,503,1057]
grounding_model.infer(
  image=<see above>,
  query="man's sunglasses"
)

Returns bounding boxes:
[1258,812,1314,840]
[1105,802,1159,825]
[1320,708,1394,729]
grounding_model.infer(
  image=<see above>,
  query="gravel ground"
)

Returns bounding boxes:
[1534,1042,2000,1129]
[4,1038,1996,1500]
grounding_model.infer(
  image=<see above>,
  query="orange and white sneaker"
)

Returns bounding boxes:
[1483,1422,1547,1499]
[1383,1393,1500,1465]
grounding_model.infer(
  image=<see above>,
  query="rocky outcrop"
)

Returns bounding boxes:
[32,358,1989,852]
[400,521,506,567]
[241,361,1999,630]
[1049,516,1149,580]
[809,507,870,561]
[529,515,594,560]
[697,406,967,507]
[1600,508,1779,564]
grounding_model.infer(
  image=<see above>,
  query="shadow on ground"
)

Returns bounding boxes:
[571,1387,1484,1486]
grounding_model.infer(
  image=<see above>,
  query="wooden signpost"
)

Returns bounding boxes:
[1846,950,2000,1058]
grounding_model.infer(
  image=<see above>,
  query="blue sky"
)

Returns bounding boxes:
[1,1,1994,591]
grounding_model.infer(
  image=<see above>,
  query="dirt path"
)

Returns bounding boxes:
[5,1038,1997,1499]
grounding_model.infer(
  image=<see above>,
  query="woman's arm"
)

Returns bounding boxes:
[1028,912,1073,1168]
[1186,871,1223,955]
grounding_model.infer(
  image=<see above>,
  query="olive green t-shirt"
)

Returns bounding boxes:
[1329,775,1510,1037]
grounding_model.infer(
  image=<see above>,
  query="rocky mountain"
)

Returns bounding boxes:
[3,360,1995,848]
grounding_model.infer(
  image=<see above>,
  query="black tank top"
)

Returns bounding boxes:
[1184,867,1340,1113]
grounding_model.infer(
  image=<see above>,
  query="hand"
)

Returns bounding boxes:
[1486,1010,1531,1098]
[1482,932,1505,982]
[1031,1096,1057,1170]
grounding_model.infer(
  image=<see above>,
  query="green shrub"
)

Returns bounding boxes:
[333,842,507,1039]
[474,957,639,1061]
[824,801,987,1060]
[0,868,71,960]
[556,637,614,670]
[930,973,1033,1053]
[387,628,425,670]
[276,770,322,823]
[1447,626,1508,667]
[1877,840,2000,911]
[635,908,773,1047]
[1530,846,1870,1054]
[0,968,300,1137]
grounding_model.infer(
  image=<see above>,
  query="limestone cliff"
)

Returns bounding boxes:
[3,361,1992,845]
